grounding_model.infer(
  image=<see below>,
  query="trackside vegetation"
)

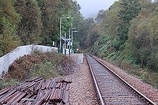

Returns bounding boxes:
[0,50,74,89]
[1,0,158,89]
[89,0,158,88]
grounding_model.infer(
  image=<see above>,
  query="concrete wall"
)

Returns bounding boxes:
[0,45,58,77]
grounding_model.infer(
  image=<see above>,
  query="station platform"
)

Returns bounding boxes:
[70,54,83,64]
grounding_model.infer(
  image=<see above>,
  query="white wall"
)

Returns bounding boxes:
[0,45,58,77]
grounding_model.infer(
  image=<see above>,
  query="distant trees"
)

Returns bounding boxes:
[85,23,101,48]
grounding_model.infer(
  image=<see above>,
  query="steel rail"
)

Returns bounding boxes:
[91,55,156,105]
[86,55,105,105]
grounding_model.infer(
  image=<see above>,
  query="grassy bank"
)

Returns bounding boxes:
[0,50,74,89]
[103,57,158,89]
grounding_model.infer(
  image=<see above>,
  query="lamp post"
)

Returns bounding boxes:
[59,18,62,52]
[68,28,75,55]
[71,31,77,53]
[59,17,70,53]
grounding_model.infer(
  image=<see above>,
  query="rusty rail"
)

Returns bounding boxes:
[0,76,72,105]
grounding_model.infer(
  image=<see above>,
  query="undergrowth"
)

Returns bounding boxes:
[1,49,74,89]
[106,55,158,88]
[0,79,18,89]
[30,61,59,79]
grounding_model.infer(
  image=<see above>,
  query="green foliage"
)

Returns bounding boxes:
[91,1,122,58]
[95,10,105,22]
[36,0,43,7]
[61,14,74,34]
[69,0,84,51]
[117,0,141,48]
[6,0,75,47]
[125,3,158,71]
[40,0,70,45]
[31,61,59,79]
[7,50,74,81]
[0,79,18,90]
[147,53,158,71]
[91,34,111,57]
[0,0,21,55]
[85,23,101,49]
[113,38,121,50]
[118,0,141,21]
[15,0,42,45]
[102,1,121,38]
[78,18,95,49]
[87,0,158,89]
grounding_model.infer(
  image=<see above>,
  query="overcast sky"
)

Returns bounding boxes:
[76,0,118,18]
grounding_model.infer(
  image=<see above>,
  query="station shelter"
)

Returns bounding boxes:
[61,37,72,55]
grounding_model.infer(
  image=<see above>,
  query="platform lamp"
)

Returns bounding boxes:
[71,30,77,53]
[68,28,75,55]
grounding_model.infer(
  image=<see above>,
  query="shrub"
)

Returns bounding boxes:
[6,50,74,81]
[30,61,59,79]
[0,79,18,90]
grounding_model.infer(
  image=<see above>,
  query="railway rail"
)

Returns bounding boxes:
[0,77,72,105]
[86,55,156,105]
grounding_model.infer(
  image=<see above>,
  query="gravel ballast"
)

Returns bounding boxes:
[69,54,99,105]
[96,56,158,104]
[69,54,158,105]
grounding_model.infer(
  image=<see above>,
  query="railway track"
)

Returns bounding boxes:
[86,55,156,105]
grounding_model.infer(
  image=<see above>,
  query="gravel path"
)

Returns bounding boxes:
[69,54,99,105]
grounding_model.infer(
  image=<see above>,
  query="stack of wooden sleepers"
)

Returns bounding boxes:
[0,76,72,105]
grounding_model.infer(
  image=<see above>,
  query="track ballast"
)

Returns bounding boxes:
[86,55,156,105]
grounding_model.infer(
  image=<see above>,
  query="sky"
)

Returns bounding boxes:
[76,0,118,18]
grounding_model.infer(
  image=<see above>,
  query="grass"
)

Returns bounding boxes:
[102,50,158,89]
[30,61,59,79]
[113,60,158,88]
[0,79,18,90]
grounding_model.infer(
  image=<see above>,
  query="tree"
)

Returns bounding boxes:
[95,10,105,23]
[117,0,141,47]
[15,0,42,45]
[0,0,21,55]
[69,0,84,51]
[85,23,101,48]
[40,0,70,45]
[125,0,158,70]
[78,18,95,49]
[103,1,121,39]
[91,1,121,55]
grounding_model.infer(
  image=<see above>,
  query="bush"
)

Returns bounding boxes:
[147,53,158,72]
[30,61,59,79]
[6,50,74,81]
[0,79,18,90]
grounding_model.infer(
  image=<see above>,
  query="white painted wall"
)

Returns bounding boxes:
[0,45,58,77]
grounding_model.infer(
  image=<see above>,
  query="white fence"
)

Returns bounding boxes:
[0,45,58,77]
